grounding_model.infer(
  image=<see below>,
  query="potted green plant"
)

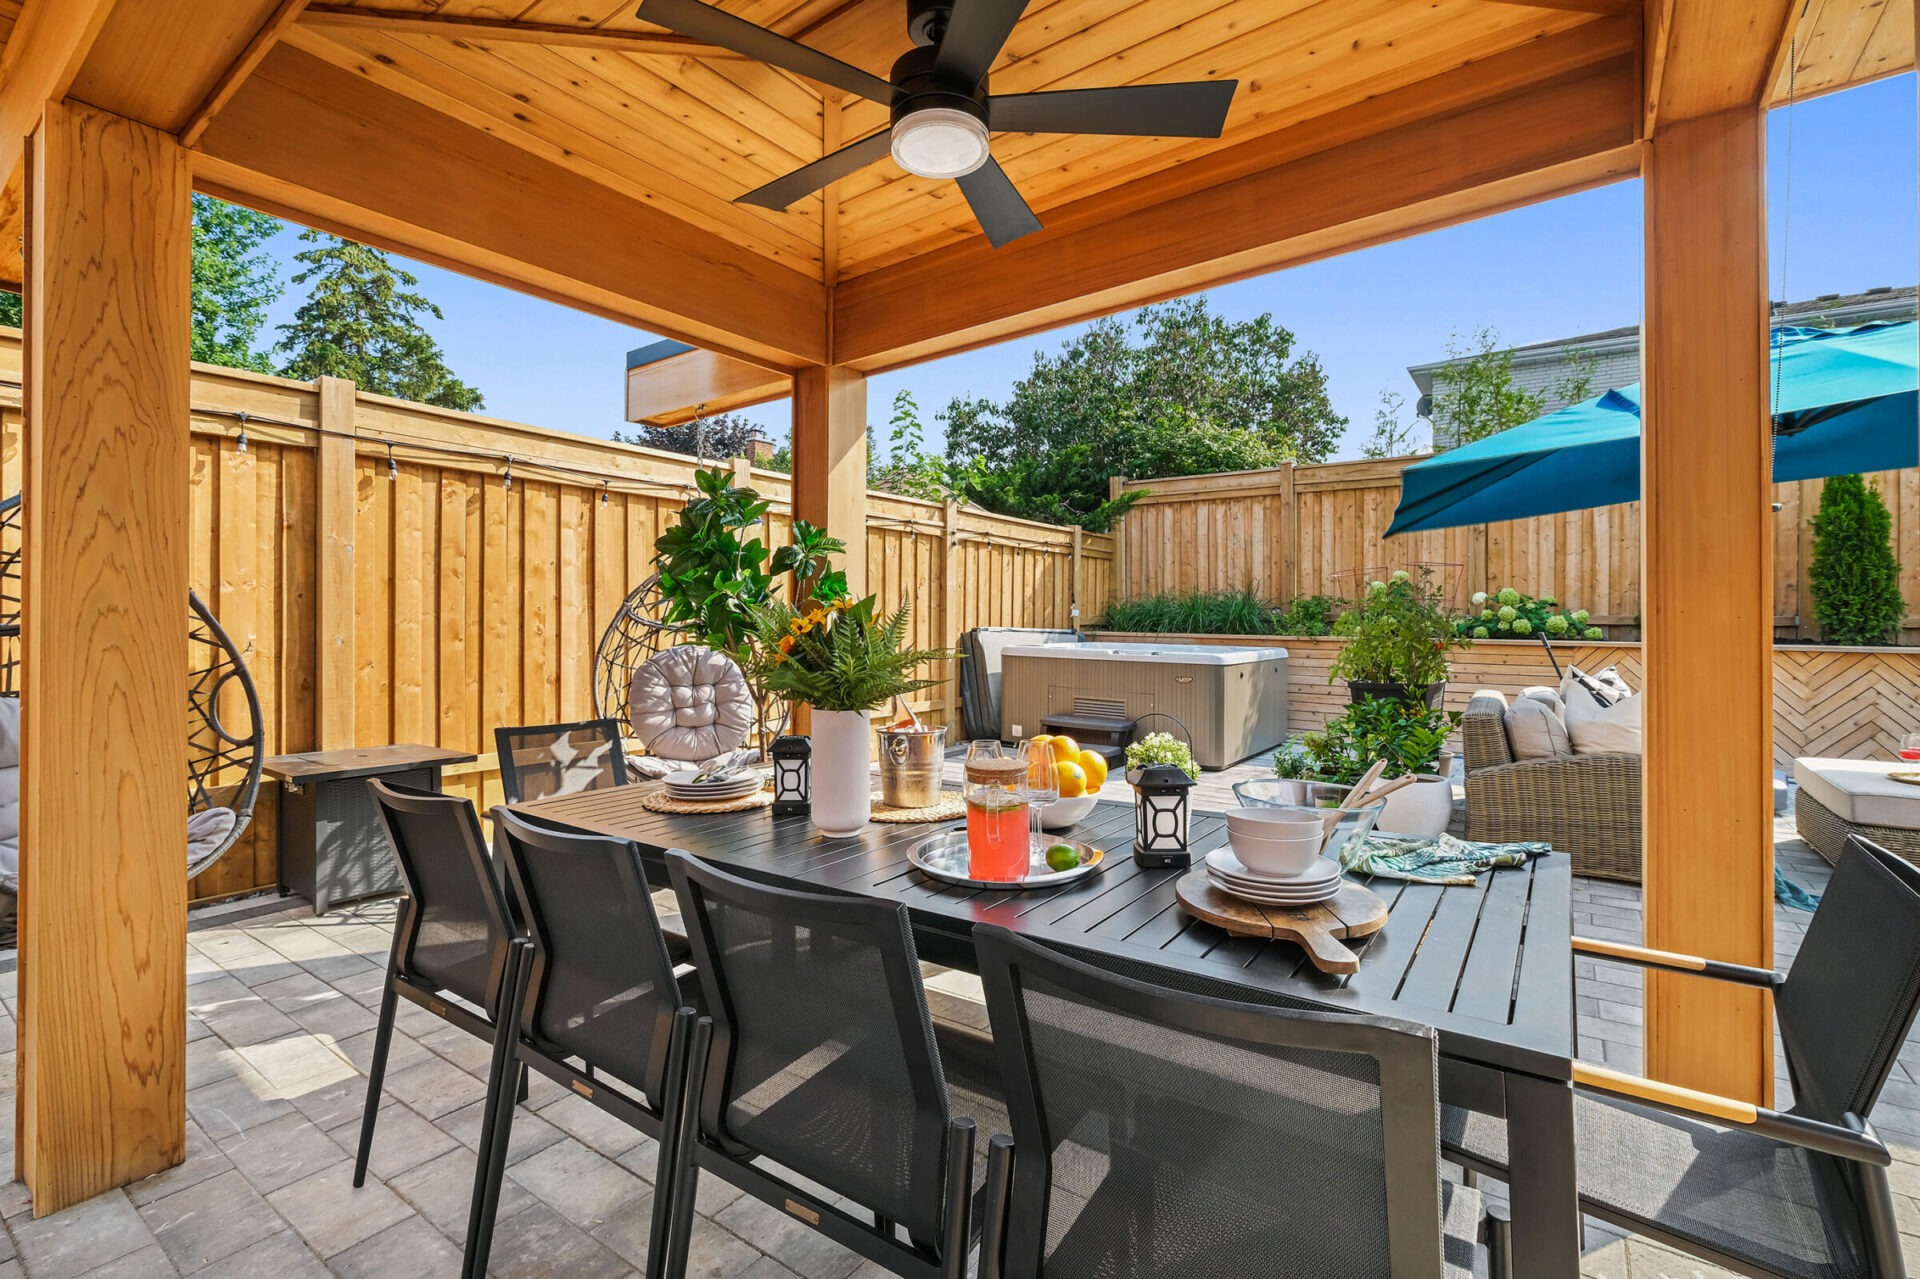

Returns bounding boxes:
[1327,569,1464,708]
[1124,731,1200,782]
[748,596,946,836]
[1272,698,1461,836]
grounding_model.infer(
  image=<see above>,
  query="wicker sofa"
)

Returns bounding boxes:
[1462,689,1643,882]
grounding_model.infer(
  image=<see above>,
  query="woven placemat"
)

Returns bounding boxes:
[870,790,966,823]
[641,788,773,815]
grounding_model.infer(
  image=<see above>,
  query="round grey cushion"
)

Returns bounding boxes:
[629,645,754,762]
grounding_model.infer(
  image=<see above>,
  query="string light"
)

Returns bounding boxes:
[502,456,513,492]
[235,412,249,454]
[386,443,398,481]
[602,479,611,506]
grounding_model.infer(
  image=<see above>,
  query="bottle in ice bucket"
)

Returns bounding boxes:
[964,740,1031,882]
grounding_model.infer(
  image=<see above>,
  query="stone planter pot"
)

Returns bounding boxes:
[1377,773,1455,837]
[1346,679,1446,709]
[809,707,872,837]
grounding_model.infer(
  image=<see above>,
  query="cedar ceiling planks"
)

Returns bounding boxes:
[1770,0,1913,101]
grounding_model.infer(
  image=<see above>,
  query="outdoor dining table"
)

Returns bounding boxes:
[508,786,1581,1276]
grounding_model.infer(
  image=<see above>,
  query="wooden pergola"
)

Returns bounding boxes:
[0,0,1908,1219]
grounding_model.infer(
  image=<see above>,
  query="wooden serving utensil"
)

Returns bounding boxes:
[1343,760,1389,810]
[1350,774,1418,807]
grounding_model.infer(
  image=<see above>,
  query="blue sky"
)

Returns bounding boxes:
[255,73,1917,461]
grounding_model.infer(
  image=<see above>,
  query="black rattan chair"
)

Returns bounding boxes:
[494,718,630,806]
[359,782,522,1198]
[1444,834,1918,1279]
[661,852,1002,1279]
[974,923,1494,1279]
[466,811,699,1279]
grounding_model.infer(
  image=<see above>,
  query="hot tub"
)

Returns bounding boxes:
[997,641,1289,770]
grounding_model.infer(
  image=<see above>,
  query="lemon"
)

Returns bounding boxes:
[1053,760,1088,798]
[1048,734,1081,762]
[1045,844,1081,871]
[1076,749,1109,791]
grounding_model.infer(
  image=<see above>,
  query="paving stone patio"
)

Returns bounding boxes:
[0,781,1904,1278]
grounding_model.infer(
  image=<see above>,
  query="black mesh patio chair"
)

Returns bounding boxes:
[1443,833,1918,1279]
[973,923,1495,1279]
[465,811,700,1279]
[494,717,690,960]
[494,718,630,806]
[660,851,1006,1279]
[358,782,523,1198]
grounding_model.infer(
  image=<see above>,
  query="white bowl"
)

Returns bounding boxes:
[1227,827,1325,877]
[1223,807,1324,839]
[1038,793,1098,830]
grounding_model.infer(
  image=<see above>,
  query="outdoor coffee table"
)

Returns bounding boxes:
[1793,756,1920,866]
[509,788,1581,1276]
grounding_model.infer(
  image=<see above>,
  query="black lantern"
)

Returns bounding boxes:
[771,735,811,815]
[1132,762,1195,868]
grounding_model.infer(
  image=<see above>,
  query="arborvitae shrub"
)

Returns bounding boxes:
[1808,473,1905,646]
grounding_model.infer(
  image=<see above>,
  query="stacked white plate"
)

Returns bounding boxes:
[1205,848,1343,905]
[663,768,764,803]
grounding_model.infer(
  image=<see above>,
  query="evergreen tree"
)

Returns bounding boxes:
[276,231,483,411]
[1808,473,1905,645]
[190,195,283,371]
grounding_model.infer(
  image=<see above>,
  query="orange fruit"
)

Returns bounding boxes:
[1077,750,1109,791]
[1053,760,1088,798]
[1048,734,1081,761]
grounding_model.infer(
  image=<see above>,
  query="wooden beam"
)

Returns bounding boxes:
[791,366,867,602]
[1643,0,1797,126]
[626,347,791,426]
[315,376,356,750]
[0,0,121,293]
[1640,104,1774,1104]
[196,44,827,369]
[833,30,1642,369]
[19,99,191,1214]
[180,0,312,148]
[1478,0,1637,12]
[297,5,732,58]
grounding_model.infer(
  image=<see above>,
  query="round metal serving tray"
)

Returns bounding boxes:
[907,830,1109,891]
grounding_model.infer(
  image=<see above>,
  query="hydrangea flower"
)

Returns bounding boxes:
[1545,615,1569,635]
[1368,580,1387,595]
[1481,609,1494,620]
[1496,587,1522,607]
[1497,605,1517,621]
[1390,569,1410,583]
[1512,618,1533,635]
[1583,626,1603,639]
[1471,591,1488,606]
[1572,609,1590,624]
[1472,625,1489,639]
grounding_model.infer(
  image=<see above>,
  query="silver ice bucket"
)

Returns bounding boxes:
[878,724,947,809]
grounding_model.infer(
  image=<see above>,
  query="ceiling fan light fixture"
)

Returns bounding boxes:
[890,106,990,179]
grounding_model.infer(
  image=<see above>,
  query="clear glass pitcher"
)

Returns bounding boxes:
[964,740,1030,882]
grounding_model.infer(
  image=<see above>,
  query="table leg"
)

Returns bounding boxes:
[1505,1071,1580,1278]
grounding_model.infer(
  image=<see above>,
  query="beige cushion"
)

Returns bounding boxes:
[629,645,754,763]
[1794,757,1920,829]
[1561,665,1632,710]
[1518,685,1565,720]
[1504,697,1570,760]
[1565,690,1642,756]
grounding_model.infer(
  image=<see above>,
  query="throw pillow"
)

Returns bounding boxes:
[1560,665,1632,709]
[1518,685,1566,720]
[1505,697,1571,760]
[1565,690,1642,755]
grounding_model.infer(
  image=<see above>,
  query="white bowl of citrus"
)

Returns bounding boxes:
[1027,734,1110,831]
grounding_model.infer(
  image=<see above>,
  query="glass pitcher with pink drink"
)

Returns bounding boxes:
[964,740,1031,882]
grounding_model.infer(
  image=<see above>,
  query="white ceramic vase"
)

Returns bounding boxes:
[1377,774,1455,837]
[809,708,873,837]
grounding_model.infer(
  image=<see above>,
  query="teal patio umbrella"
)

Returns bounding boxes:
[1385,322,1919,536]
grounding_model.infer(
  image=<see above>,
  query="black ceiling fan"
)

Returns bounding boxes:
[636,0,1238,248]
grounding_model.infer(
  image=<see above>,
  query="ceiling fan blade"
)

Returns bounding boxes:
[955,158,1042,248]
[736,130,893,210]
[933,0,1028,93]
[991,81,1238,137]
[637,0,894,103]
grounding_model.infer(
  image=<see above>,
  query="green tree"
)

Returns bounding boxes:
[1808,473,1906,645]
[941,297,1343,529]
[1361,388,1425,459]
[615,411,763,461]
[869,390,950,500]
[276,230,483,411]
[1550,344,1598,407]
[1430,328,1545,446]
[0,195,283,367]
[190,195,282,371]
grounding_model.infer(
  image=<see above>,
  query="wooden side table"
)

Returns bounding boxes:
[264,745,478,915]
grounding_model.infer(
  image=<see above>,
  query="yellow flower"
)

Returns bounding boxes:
[777,635,795,654]
[833,598,853,611]
[806,607,828,626]
[772,653,787,666]
[792,616,813,635]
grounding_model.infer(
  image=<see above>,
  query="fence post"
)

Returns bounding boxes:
[1108,475,1127,601]
[1070,525,1083,627]
[730,453,753,492]
[1467,523,1489,594]
[944,499,961,725]
[316,376,357,750]
[1277,462,1298,602]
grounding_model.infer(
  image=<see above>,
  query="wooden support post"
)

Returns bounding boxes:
[1640,105,1775,1104]
[791,365,867,601]
[1108,476,1128,602]
[1277,462,1298,603]
[315,377,356,749]
[943,498,961,724]
[1467,524,1489,593]
[1070,525,1084,626]
[18,100,191,1213]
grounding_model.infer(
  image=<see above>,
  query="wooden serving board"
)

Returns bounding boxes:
[1175,872,1388,975]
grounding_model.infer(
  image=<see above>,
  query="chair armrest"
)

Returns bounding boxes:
[1572,1063,1891,1166]
[1572,937,1782,988]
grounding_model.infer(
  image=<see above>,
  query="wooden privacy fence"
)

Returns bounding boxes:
[0,331,1109,904]
[1112,457,1920,642]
